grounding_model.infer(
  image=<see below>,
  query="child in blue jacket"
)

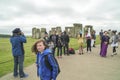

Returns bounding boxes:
[32,39,60,80]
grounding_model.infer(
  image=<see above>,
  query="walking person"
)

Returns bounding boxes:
[100,31,110,57]
[10,28,28,78]
[32,39,60,80]
[85,30,91,53]
[99,29,104,48]
[77,33,84,55]
[111,30,119,56]
[91,30,96,47]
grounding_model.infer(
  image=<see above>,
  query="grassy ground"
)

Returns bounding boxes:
[0,37,37,77]
[0,36,100,77]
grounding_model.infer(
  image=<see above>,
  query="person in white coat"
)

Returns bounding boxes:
[111,30,119,56]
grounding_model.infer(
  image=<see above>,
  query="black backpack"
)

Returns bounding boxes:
[44,54,60,75]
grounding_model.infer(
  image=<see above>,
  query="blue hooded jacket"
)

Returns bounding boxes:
[10,35,26,56]
[36,48,59,80]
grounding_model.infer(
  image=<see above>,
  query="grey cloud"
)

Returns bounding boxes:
[84,0,120,22]
[0,0,120,24]
[49,0,90,5]
[0,0,25,20]
[0,0,91,21]
[0,0,77,21]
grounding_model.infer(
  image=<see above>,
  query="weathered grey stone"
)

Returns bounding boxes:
[32,23,94,38]
[41,28,46,38]
[56,27,62,34]
[51,28,56,34]
[36,28,40,39]
[65,27,74,37]
[84,25,93,33]
[73,23,83,37]
[32,27,37,38]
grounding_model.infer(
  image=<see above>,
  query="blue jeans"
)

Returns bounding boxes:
[13,55,25,77]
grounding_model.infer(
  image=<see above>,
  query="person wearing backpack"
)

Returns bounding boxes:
[32,39,60,80]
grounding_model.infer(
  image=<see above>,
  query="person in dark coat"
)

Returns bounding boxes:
[56,32,63,58]
[10,28,28,78]
[49,31,58,56]
[63,31,70,55]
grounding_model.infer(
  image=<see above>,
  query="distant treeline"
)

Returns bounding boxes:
[0,34,32,38]
[0,34,11,38]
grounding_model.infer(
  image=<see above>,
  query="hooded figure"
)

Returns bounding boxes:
[10,28,28,78]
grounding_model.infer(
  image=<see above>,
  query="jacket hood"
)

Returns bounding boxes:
[43,48,52,55]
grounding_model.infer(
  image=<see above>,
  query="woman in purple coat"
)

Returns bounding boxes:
[100,31,110,57]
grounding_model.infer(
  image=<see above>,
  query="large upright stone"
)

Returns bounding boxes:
[84,25,93,33]
[41,28,46,38]
[49,31,52,36]
[51,28,56,33]
[56,27,61,34]
[65,27,74,37]
[36,28,40,39]
[32,27,37,38]
[73,23,83,37]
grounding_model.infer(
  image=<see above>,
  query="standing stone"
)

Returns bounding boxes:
[36,28,40,39]
[73,23,83,37]
[56,27,62,34]
[32,27,37,38]
[51,28,56,33]
[84,25,93,33]
[41,28,46,38]
[49,30,52,36]
[65,27,74,37]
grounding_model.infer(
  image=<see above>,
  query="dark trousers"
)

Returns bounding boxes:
[13,55,25,77]
[63,43,69,55]
[87,39,91,52]
[57,47,62,56]
[53,46,56,56]
[113,47,116,53]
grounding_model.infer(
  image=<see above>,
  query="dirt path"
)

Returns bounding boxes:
[0,45,120,80]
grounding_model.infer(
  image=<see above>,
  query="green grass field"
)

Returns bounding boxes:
[0,36,100,77]
[0,37,37,77]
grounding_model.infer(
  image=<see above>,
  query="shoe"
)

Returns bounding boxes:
[111,54,114,57]
[114,53,117,55]
[88,51,90,53]
[13,75,18,78]
[60,56,62,58]
[20,74,28,78]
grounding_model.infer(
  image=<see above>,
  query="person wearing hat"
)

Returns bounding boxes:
[10,28,28,78]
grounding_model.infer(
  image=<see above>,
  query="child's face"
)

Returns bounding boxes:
[37,42,45,52]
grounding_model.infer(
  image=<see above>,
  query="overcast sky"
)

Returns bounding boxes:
[0,0,120,35]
